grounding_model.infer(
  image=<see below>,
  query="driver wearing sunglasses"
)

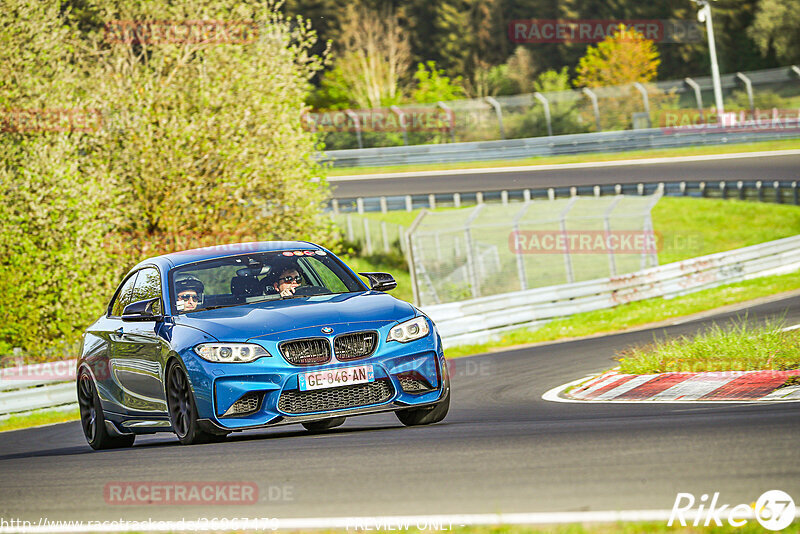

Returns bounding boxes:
[174,274,204,312]
[273,268,303,297]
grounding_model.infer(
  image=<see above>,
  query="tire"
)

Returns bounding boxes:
[395,389,450,426]
[166,362,221,445]
[77,371,135,450]
[302,417,346,432]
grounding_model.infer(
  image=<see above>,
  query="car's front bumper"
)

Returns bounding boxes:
[182,319,448,431]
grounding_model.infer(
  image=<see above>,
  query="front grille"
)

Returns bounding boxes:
[334,331,378,361]
[280,338,331,365]
[399,377,433,393]
[222,392,261,417]
[278,380,394,415]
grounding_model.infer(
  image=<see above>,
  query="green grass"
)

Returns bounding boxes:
[444,270,800,359]
[0,406,79,433]
[652,198,800,264]
[616,318,800,374]
[326,138,800,176]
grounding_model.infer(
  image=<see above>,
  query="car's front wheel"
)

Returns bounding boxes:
[77,371,135,450]
[395,390,450,426]
[166,362,223,445]
[302,417,346,432]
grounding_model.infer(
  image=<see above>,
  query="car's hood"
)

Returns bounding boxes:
[173,291,416,341]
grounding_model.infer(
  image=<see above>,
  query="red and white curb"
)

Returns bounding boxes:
[544,369,800,403]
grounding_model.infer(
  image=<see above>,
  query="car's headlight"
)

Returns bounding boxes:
[194,343,270,363]
[387,316,430,343]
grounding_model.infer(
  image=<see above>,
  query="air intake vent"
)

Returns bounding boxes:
[280,338,331,366]
[222,392,262,417]
[334,332,378,361]
[398,373,434,394]
[278,380,394,415]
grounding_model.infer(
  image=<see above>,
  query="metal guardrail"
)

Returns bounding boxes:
[0,360,77,416]
[323,121,800,168]
[421,235,800,347]
[2,234,798,414]
[332,179,800,215]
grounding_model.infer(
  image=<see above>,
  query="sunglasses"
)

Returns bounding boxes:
[177,294,200,302]
[279,275,302,284]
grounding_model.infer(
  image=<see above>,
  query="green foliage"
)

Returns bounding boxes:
[748,0,800,65]
[0,0,333,355]
[506,68,590,138]
[411,61,465,104]
[617,318,800,374]
[575,24,660,88]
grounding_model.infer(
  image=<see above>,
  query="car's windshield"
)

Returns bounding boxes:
[169,250,366,314]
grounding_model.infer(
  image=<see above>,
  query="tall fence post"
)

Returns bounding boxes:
[559,197,579,284]
[390,105,409,146]
[405,210,428,306]
[381,221,390,252]
[363,218,372,254]
[582,87,602,132]
[437,101,456,143]
[735,72,755,119]
[684,77,705,122]
[633,83,651,126]
[484,96,505,140]
[346,214,354,242]
[512,202,532,290]
[603,196,623,276]
[464,205,485,298]
[344,110,363,149]
[533,92,553,137]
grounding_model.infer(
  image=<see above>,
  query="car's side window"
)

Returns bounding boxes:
[131,267,162,315]
[110,272,139,317]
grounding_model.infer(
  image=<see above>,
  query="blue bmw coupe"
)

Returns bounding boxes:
[77,242,449,449]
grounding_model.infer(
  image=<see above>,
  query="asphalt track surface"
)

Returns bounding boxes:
[1,295,799,523]
[328,152,800,198]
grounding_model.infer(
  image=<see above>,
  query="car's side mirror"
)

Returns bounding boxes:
[122,298,163,322]
[359,272,397,292]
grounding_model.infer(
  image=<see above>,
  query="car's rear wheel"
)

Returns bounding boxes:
[77,371,135,450]
[395,390,450,426]
[302,417,346,432]
[166,362,222,445]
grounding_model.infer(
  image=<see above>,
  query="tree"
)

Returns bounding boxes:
[574,24,660,88]
[334,4,411,108]
[1,0,333,355]
[411,61,465,104]
[749,0,800,64]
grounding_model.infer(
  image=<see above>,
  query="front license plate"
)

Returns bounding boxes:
[298,365,375,391]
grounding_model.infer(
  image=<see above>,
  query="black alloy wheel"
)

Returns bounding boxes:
[77,370,135,450]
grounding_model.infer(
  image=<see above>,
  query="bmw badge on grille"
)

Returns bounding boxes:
[321,327,333,334]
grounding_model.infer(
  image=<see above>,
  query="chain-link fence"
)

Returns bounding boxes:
[313,66,800,150]
[331,213,407,255]
[407,191,662,306]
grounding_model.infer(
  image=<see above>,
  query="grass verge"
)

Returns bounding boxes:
[326,138,800,176]
[444,270,800,359]
[615,318,800,373]
[0,405,79,433]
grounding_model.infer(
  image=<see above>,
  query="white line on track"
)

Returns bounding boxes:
[5,510,800,532]
[328,149,800,181]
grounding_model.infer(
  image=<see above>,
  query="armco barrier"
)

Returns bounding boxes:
[322,121,800,167]
[1,234,798,415]
[421,234,800,347]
